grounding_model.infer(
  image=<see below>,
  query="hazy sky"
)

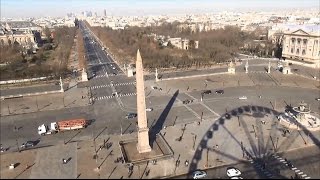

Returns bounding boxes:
[1,0,319,18]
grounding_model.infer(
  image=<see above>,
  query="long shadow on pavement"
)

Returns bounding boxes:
[149,90,179,147]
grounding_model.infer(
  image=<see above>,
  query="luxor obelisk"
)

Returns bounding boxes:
[136,49,152,153]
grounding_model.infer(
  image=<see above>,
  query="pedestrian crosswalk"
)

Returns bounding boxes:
[271,154,311,179]
[90,82,136,89]
[249,71,268,74]
[95,92,137,100]
[94,73,124,78]
[249,159,274,178]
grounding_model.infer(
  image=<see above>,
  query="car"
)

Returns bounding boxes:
[238,96,247,100]
[125,113,137,119]
[316,98,320,101]
[151,86,158,90]
[230,176,243,179]
[112,73,117,76]
[192,170,207,179]
[20,141,35,149]
[203,90,212,95]
[112,67,116,70]
[226,167,242,178]
[146,108,153,112]
[215,90,224,94]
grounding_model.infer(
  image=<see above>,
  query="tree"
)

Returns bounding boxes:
[44,27,52,43]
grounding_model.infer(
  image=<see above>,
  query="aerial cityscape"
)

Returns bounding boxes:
[0,0,319,179]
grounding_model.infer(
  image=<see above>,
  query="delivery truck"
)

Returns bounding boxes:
[38,118,87,135]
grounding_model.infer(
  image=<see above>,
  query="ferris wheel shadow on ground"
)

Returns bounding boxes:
[185,104,320,179]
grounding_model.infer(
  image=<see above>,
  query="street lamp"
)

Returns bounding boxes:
[62,95,66,107]
[270,136,276,152]
[36,96,39,111]
[206,147,214,168]
[7,105,11,115]
[120,118,123,136]
[191,133,197,150]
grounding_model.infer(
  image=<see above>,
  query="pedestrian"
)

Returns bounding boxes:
[185,160,189,166]
[62,158,65,164]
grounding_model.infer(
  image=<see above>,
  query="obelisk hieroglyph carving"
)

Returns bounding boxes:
[136,49,152,153]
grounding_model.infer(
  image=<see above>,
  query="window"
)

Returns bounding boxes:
[303,39,307,45]
[291,48,294,53]
[315,40,318,45]
[291,38,295,43]
[302,49,306,55]
[296,48,300,55]
[297,38,301,44]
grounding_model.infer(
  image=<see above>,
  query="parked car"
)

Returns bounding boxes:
[215,90,224,94]
[20,141,35,149]
[316,98,320,101]
[238,96,247,100]
[203,90,212,95]
[226,167,242,178]
[183,99,193,104]
[146,108,153,112]
[112,67,116,70]
[125,113,137,119]
[192,170,207,179]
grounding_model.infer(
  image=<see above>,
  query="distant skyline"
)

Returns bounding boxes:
[1,0,319,18]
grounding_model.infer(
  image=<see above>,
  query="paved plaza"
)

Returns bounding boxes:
[1,109,319,179]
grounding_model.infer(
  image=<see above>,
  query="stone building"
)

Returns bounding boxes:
[168,37,199,50]
[282,28,320,67]
[0,22,41,48]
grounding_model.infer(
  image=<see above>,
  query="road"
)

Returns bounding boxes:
[1,85,318,152]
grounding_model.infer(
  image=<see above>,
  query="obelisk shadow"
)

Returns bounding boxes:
[149,90,179,147]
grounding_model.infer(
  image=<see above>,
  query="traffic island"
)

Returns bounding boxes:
[119,133,173,165]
